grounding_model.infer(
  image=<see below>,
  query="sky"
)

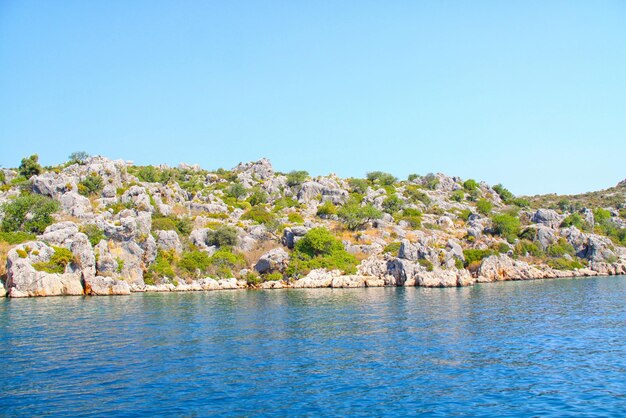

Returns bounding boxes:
[1,1,625,196]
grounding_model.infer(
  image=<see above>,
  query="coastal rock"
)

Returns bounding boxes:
[331,275,367,288]
[293,269,341,288]
[254,248,290,274]
[477,254,544,282]
[155,230,183,254]
[84,276,131,295]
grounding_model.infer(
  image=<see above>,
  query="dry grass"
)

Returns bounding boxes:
[0,241,12,281]
[242,240,282,266]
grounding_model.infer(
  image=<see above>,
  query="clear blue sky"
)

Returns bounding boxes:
[1,1,625,195]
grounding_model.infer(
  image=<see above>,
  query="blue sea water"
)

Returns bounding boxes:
[1,276,625,417]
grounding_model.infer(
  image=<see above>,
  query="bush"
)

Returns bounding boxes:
[463,179,479,191]
[418,259,434,271]
[146,250,176,280]
[206,225,238,247]
[131,166,174,184]
[561,213,586,229]
[152,217,178,232]
[493,184,514,203]
[423,173,439,190]
[383,242,401,255]
[459,209,472,222]
[241,206,275,225]
[463,249,493,266]
[407,173,419,182]
[317,201,337,216]
[77,173,104,196]
[548,258,585,270]
[247,189,268,206]
[151,216,192,236]
[80,224,105,246]
[18,154,43,178]
[495,242,510,254]
[382,194,404,214]
[286,170,309,187]
[491,213,520,241]
[1,194,60,234]
[337,202,383,231]
[593,208,611,223]
[399,208,422,228]
[226,183,247,201]
[264,272,283,281]
[178,251,211,276]
[0,231,36,245]
[348,178,369,194]
[273,197,299,211]
[208,248,246,278]
[32,246,75,274]
[514,240,543,257]
[288,212,304,224]
[405,186,431,206]
[366,171,397,186]
[286,227,357,276]
[68,151,90,164]
[476,198,493,215]
[546,238,575,258]
[451,190,464,202]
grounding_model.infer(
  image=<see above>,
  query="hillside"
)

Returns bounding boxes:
[1,153,625,297]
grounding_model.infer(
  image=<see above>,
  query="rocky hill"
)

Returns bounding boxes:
[1,153,625,297]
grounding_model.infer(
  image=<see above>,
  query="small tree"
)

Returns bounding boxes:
[1,194,60,234]
[206,226,239,247]
[68,151,90,164]
[366,171,397,186]
[491,213,521,242]
[286,170,309,187]
[382,194,404,214]
[18,154,43,178]
[338,202,383,230]
[463,179,479,191]
[226,183,247,201]
[77,173,104,196]
[476,198,493,215]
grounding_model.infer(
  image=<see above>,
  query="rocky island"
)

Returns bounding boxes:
[1,153,625,298]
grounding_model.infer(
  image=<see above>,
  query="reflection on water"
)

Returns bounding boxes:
[1,276,626,416]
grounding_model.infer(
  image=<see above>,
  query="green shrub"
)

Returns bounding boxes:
[264,271,283,281]
[491,213,521,241]
[208,248,246,278]
[226,183,247,201]
[476,198,492,215]
[68,151,90,164]
[512,198,530,208]
[423,173,439,190]
[273,197,299,211]
[366,171,397,186]
[286,227,357,276]
[206,225,239,248]
[493,184,514,203]
[32,246,75,274]
[130,166,174,184]
[288,212,304,224]
[418,259,434,271]
[459,209,472,221]
[241,206,275,225]
[407,173,419,182]
[151,217,178,231]
[286,170,309,187]
[337,202,383,231]
[147,250,176,280]
[1,194,60,234]
[399,208,422,228]
[247,189,268,206]
[463,249,493,266]
[0,231,36,245]
[77,173,104,196]
[561,213,586,230]
[495,242,510,254]
[514,240,543,257]
[0,171,6,184]
[546,239,575,258]
[382,194,404,214]
[548,258,585,270]
[317,201,337,216]
[348,178,369,194]
[451,190,464,202]
[80,224,105,246]
[383,242,401,255]
[404,186,431,206]
[593,208,611,223]
[178,250,211,276]
[16,248,28,258]
[18,154,43,178]
[463,179,479,191]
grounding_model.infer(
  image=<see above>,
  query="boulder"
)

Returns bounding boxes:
[84,276,131,295]
[292,269,341,288]
[254,248,290,274]
[331,275,367,288]
[155,230,183,254]
[477,254,544,282]
[531,209,563,229]
[282,226,309,249]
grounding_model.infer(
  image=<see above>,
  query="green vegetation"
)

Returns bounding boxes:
[476,198,493,215]
[288,212,304,224]
[68,151,90,165]
[208,247,246,278]
[247,189,268,206]
[178,250,211,277]
[514,240,543,258]
[77,173,104,196]
[382,194,404,214]
[398,208,422,228]
[491,213,521,242]
[80,224,105,246]
[337,202,383,230]
[348,178,369,194]
[316,201,337,217]
[206,226,238,247]
[226,183,247,201]
[287,227,357,276]
[146,250,176,280]
[493,184,514,203]
[1,194,60,234]
[546,239,576,258]
[561,213,587,230]
[286,170,309,187]
[451,190,464,202]
[366,171,397,186]
[548,258,585,270]
[463,249,493,266]
[0,231,36,245]
[423,173,439,190]
[241,206,275,225]
[463,179,479,191]
[32,246,75,274]
[18,154,43,178]
[383,241,401,255]
[418,258,434,271]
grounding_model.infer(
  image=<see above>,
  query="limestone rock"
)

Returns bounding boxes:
[155,230,182,254]
[254,248,290,274]
[84,276,131,295]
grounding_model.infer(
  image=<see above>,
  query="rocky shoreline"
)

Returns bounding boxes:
[2,155,626,298]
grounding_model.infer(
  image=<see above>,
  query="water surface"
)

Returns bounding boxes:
[1,276,625,416]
